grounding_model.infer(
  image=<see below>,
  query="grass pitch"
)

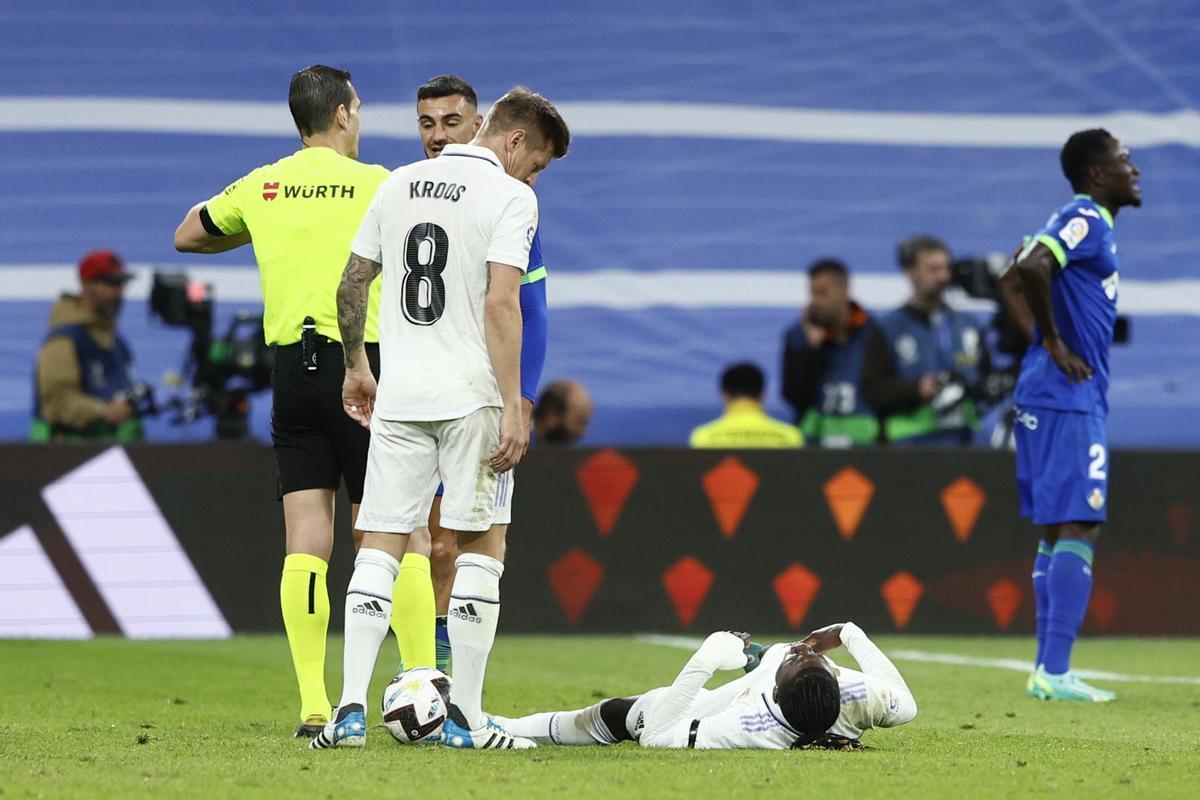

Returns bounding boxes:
[2,634,1198,798]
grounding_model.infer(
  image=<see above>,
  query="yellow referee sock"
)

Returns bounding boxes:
[391,552,436,669]
[280,553,331,723]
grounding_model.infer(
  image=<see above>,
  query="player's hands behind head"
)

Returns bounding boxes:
[489,403,528,473]
[342,366,377,428]
[801,623,846,654]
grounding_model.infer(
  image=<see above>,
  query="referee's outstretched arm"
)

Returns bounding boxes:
[174,201,253,254]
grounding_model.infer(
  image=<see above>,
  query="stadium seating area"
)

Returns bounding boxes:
[2,0,1198,445]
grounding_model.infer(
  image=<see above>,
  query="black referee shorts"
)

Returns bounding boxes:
[271,339,380,503]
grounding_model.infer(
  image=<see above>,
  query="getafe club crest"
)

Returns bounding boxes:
[1087,488,1105,510]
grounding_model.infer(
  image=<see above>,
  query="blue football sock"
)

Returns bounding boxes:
[1042,538,1094,675]
[1031,541,1053,667]
[435,615,451,672]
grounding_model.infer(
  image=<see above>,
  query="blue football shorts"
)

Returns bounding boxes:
[1017,407,1108,525]
[1014,405,1109,526]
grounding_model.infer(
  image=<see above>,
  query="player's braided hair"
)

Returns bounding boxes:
[776,666,841,748]
[1061,128,1115,193]
[792,734,865,751]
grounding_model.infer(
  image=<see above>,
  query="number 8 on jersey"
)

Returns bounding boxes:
[403,223,449,326]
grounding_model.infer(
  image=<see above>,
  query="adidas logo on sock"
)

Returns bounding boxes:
[351,599,387,618]
[449,602,482,624]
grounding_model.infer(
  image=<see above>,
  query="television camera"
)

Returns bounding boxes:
[149,272,273,438]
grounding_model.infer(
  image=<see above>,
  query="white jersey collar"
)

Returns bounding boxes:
[440,144,503,169]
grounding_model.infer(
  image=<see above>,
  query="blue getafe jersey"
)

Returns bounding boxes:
[526,230,544,277]
[518,229,548,402]
[1014,194,1119,415]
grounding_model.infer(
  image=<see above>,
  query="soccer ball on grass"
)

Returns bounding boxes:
[381,667,453,744]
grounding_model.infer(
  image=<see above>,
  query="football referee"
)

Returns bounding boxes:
[174,65,390,738]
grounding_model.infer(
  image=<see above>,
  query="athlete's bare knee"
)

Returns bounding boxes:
[407,527,432,558]
[359,530,411,560]
[456,524,507,561]
[283,488,335,560]
[599,698,635,742]
[430,528,458,570]
[1063,522,1101,543]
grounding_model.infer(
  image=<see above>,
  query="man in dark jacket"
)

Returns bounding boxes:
[781,259,879,447]
[861,235,987,445]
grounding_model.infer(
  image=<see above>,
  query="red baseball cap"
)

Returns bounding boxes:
[79,249,133,285]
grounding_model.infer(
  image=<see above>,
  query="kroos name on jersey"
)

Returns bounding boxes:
[409,180,467,202]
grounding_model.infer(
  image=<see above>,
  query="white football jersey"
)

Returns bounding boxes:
[352,144,536,421]
[636,623,916,749]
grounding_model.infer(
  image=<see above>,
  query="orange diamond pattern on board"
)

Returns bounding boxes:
[822,467,875,541]
[881,571,924,630]
[576,449,640,536]
[773,563,821,629]
[941,476,986,543]
[547,549,604,627]
[986,578,1022,630]
[702,456,760,538]
[1089,586,1117,632]
[662,556,714,628]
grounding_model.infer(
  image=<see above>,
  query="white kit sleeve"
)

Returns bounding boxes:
[640,632,747,749]
[486,185,536,272]
[841,622,918,728]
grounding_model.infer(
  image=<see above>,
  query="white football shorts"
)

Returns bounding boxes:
[357,406,515,533]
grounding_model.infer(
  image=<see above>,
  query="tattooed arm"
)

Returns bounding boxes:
[337,253,382,369]
[337,252,381,427]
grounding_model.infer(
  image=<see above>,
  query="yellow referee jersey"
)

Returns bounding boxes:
[204,146,390,346]
[689,399,804,449]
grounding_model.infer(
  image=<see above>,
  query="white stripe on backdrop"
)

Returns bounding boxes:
[3,97,1200,149]
[5,265,1200,315]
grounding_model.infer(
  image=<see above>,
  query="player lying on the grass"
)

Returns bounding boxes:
[496,622,916,749]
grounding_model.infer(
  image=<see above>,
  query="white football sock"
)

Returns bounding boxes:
[500,704,616,745]
[448,552,504,730]
[337,548,400,712]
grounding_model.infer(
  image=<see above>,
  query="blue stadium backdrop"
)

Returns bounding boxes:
[1,0,1198,445]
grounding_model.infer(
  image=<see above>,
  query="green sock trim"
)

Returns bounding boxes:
[1052,538,1094,566]
[1037,541,1054,557]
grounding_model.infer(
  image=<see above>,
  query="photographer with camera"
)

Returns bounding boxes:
[173,65,390,738]
[781,259,880,447]
[32,249,149,443]
[861,235,988,446]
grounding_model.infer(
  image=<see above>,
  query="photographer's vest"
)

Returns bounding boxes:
[31,324,141,442]
[877,306,982,443]
[800,320,880,447]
